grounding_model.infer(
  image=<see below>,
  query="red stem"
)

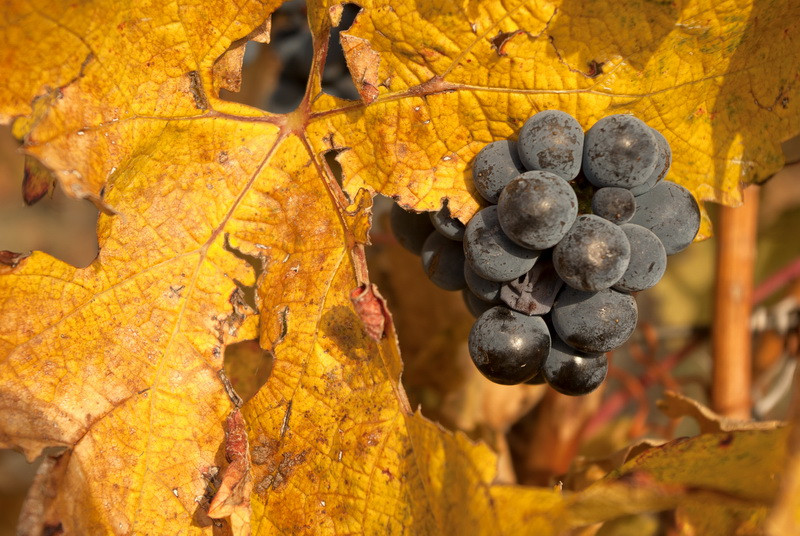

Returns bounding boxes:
[582,245,800,438]
[752,257,800,304]
[581,334,706,440]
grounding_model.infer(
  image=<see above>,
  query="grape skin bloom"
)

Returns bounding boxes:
[430,203,465,241]
[629,127,672,196]
[629,181,700,255]
[517,110,584,180]
[468,306,550,385]
[421,231,467,291]
[472,140,526,203]
[613,224,667,292]
[464,263,502,303]
[551,287,638,353]
[463,206,540,282]
[498,170,578,250]
[553,214,631,291]
[583,114,659,190]
[591,187,635,224]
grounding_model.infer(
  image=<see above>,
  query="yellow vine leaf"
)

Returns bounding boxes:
[568,427,789,533]
[0,0,798,534]
[309,0,800,238]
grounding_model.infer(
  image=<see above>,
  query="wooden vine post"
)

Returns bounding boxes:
[713,186,760,419]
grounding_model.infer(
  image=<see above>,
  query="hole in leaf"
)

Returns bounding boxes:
[264,0,314,113]
[223,234,264,312]
[0,126,99,269]
[323,148,350,202]
[782,133,800,164]
[223,339,274,404]
[321,3,361,100]
[218,41,277,107]
[218,1,362,111]
[215,1,312,113]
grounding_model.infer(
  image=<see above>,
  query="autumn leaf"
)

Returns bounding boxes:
[568,426,790,534]
[1,0,799,534]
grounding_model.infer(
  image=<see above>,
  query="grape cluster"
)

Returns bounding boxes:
[390,111,700,396]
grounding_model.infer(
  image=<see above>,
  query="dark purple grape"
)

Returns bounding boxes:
[552,214,631,291]
[472,140,526,204]
[430,202,465,241]
[468,306,550,385]
[462,289,494,318]
[421,231,467,291]
[497,170,578,250]
[629,181,700,255]
[500,255,563,316]
[629,127,672,196]
[551,287,638,353]
[614,224,667,292]
[543,337,607,396]
[463,206,540,283]
[517,110,584,180]
[464,264,502,303]
[390,203,435,255]
[592,187,636,224]
[583,115,659,189]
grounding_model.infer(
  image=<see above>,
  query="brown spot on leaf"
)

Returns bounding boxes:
[719,433,734,447]
[586,60,605,78]
[0,250,29,270]
[251,437,279,466]
[491,30,526,56]
[254,446,308,493]
[23,155,55,205]
[187,70,209,110]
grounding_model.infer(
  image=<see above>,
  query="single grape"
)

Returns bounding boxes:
[629,181,700,255]
[551,287,638,353]
[472,140,527,204]
[464,263,502,303]
[462,289,494,318]
[497,171,578,250]
[430,202,465,241]
[390,203,435,255]
[500,254,564,316]
[629,127,672,196]
[591,187,636,224]
[463,206,540,283]
[614,224,667,292]
[421,231,467,291]
[517,110,584,180]
[468,306,550,384]
[543,336,607,396]
[552,214,631,291]
[583,115,659,189]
